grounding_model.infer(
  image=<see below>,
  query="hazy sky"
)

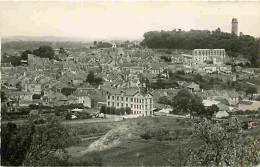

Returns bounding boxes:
[1,1,260,39]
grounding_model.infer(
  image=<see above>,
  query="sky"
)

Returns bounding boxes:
[0,1,260,40]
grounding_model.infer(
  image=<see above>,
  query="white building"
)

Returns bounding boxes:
[193,49,226,64]
[106,89,153,116]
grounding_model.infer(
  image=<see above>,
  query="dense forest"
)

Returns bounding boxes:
[142,29,259,67]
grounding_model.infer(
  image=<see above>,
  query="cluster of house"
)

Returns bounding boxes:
[1,45,259,118]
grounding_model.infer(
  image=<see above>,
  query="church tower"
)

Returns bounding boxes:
[231,18,238,36]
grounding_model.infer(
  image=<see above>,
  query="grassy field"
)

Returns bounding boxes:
[65,116,259,166]
[66,117,194,166]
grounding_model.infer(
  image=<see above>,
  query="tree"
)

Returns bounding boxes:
[194,74,203,83]
[246,86,257,99]
[86,71,95,84]
[1,91,8,102]
[125,107,131,114]
[171,89,205,118]
[94,41,97,45]
[106,107,111,114]
[1,122,35,166]
[158,96,171,105]
[21,50,32,60]
[115,108,121,115]
[205,104,219,118]
[23,117,77,166]
[100,105,106,114]
[188,118,259,166]
[140,131,152,141]
[33,46,55,59]
[120,107,126,115]
[110,107,116,115]
[59,47,65,54]
[61,87,76,96]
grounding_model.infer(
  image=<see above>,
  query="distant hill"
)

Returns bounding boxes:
[2,36,143,43]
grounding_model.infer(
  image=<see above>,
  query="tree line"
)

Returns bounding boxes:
[142,29,259,67]
[100,105,132,115]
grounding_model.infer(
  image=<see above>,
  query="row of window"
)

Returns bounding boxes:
[107,95,152,103]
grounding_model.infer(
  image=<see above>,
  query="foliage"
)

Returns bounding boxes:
[187,118,259,166]
[140,131,152,141]
[1,91,8,102]
[86,71,104,86]
[1,117,77,166]
[246,86,257,96]
[171,89,205,117]
[161,55,172,62]
[65,112,72,120]
[61,87,76,96]
[100,106,132,115]
[2,55,22,66]
[95,41,112,48]
[115,108,121,115]
[158,96,171,105]
[143,29,259,67]
[32,94,42,99]
[125,107,132,114]
[21,50,32,60]
[32,45,55,59]
[100,105,107,114]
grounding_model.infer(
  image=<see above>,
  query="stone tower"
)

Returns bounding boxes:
[231,18,238,35]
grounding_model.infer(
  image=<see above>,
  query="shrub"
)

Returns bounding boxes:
[140,131,152,141]
[65,113,72,120]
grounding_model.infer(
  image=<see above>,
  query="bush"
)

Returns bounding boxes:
[65,113,72,120]
[140,131,152,141]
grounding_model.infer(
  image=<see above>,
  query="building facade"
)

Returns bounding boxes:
[192,49,226,64]
[106,89,153,116]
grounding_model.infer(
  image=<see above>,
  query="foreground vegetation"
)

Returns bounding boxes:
[1,115,259,166]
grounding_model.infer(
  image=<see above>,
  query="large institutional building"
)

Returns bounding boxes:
[192,49,226,64]
[106,89,153,116]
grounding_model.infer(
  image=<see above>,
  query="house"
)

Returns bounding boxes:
[238,100,260,111]
[73,90,92,108]
[24,82,42,94]
[186,83,200,92]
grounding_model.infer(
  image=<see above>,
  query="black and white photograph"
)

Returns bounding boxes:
[0,0,260,166]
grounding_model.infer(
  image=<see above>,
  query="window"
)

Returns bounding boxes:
[140,99,142,103]
[137,105,138,109]
[142,99,144,103]
[134,98,136,103]
[126,104,128,107]
[108,95,110,100]
[131,104,133,108]
[126,97,128,101]
[117,96,119,101]
[131,98,133,102]
[108,102,110,106]
[112,96,114,100]
[121,97,123,101]
[117,103,119,107]
[112,102,114,106]
[134,105,136,109]
[121,103,123,107]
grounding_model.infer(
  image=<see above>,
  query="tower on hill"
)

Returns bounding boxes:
[231,18,238,36]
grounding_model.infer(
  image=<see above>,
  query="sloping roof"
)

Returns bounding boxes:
[239,100,254,105]
[215,111,229,118]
